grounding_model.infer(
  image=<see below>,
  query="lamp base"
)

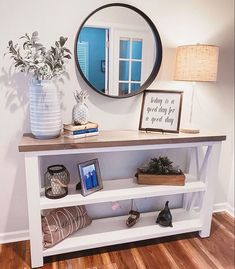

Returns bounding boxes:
[180,128,200,134]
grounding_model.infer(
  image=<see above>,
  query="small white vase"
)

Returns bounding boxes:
[30,80,62,139]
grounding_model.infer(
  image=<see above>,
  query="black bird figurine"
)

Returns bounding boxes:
[156,201,173,227]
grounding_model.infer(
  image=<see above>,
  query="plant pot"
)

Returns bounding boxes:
[136,169,185,186]
[30,80,62,139]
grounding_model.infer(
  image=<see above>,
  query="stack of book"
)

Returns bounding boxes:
[63,122,99,139]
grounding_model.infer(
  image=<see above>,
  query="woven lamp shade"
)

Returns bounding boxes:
[174,45,219,82]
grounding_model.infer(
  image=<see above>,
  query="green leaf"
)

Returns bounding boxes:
[50,46,56,54]
[23,42,29,49]
[15,63,22,67]
[25,33,30,40]
[59,36,66,47]
[64,54,71,59]
[54,63,62,69]
[10,45,17,54]
[63,48,72,54]
[34,43,44,50]
[32,31,38,37]
[19,35,28,40]
[35,43,43,47]
[45,61,53,70]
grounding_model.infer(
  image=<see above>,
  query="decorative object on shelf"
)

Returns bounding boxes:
[76,181,82,191]
[156,201,173,227]
[174,44,219,134]
[30,79,62,139]
[72,89,89,125]
[126,210,140,228]
[6,31,72,139]
[77,158,103,196]
[135,156,185,186]
[42,205,92,249]
[44,164,70,199]
[111,201,122,211]
[139,90,183,133]
[64,122,98,131]
[63,121,99,139]
[126,199,140,228]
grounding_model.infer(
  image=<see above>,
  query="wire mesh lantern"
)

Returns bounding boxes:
[44,165,70,199]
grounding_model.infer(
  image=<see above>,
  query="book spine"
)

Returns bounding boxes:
[64,132,99,139]
[64,128,98,135]
[63,123,98,131]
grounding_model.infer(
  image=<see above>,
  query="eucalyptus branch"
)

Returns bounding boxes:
[6,31,72,81]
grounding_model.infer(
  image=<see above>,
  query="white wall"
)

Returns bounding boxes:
[0,0,234,239]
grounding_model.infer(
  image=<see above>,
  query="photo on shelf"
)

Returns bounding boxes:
[77,158,103,196]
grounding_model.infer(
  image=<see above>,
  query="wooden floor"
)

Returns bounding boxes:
[0,212,234,269]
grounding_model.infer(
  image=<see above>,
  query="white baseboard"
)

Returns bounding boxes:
[213,202,235,218]
[0,203,234,244]
[0,230,29,244]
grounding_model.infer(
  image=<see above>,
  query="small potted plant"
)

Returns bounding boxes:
[6,31,72,139]
[136,156,185,186]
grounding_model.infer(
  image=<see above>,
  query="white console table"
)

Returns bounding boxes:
[19,130,226,268]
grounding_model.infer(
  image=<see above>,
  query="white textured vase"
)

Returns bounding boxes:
[30,80,62,139]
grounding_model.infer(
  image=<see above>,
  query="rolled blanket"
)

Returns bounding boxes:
[42,205,92,249]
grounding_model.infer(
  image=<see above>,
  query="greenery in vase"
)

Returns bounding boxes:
[6,31,72,80]
[140,156,183,175]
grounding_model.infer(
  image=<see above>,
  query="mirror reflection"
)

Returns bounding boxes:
[75,5,162,97]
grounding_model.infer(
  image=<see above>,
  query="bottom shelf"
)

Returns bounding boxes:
[43,208,202,257]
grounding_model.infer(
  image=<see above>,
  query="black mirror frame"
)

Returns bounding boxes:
[74,3,162,99]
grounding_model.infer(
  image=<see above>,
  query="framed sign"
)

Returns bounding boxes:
[139,90,183,133]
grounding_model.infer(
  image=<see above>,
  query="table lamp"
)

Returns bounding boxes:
[174,44,219,133]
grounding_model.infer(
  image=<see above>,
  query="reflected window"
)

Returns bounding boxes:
[132,40,142,59]
[131,61,141,81]
[118,38,143,94]
[77,42,89,79]
[120,40,130,59]
[131,83,141,91]
[119,82,129,95]
[119,61,129,81]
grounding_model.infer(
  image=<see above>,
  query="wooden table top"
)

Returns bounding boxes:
[18,130,226,152]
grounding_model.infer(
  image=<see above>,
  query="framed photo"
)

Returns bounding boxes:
[139,90,183,133]
[77,159,103,196]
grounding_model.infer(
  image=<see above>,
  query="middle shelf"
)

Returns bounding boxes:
[40,174,205,210]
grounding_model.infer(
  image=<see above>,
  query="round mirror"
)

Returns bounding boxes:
[75,3,162,98]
